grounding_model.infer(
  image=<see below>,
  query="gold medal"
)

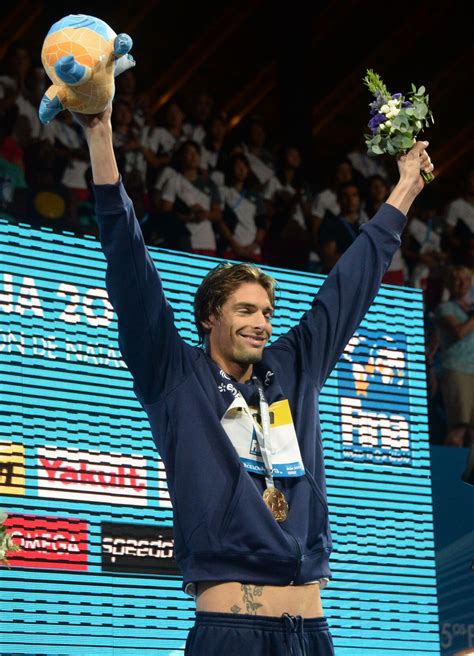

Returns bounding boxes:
[263,487,289,522]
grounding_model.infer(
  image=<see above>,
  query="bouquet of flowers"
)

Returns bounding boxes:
[363,69,434,183]
[0,510,20,567]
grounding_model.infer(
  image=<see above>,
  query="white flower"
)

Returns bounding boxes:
[387,106,400,119]
[380,104,390,114]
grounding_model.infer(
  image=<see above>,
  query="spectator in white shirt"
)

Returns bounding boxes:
[318,181,369,274]
[217,153,266,263]
[160,140,222,255]
[144,101,186,196]
[434,265,474,447]
[114,68,147,130]
[112,99,163,198]
[183,91,214,145]
[444,165,474,267]
[43,110,90,201]
[263,145,314,271]
[403,194,447,308]
[0,41,43,140]
[240,115,275,188]
[346,134,393,184]
[311,157,358,229]
[152,102,185,163]
[201,112,229,188]
[364,174,407,285]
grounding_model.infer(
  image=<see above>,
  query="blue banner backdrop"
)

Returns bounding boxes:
[0,217,440,655]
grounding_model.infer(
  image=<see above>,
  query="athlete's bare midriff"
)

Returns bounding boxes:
[196,581,324,617]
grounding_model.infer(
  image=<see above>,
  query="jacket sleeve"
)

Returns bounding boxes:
[94,179,192,405]
[269,203,407,390]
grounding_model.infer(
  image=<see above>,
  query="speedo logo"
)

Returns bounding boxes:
[101,522,180,574]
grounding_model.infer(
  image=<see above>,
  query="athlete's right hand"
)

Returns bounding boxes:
[70,105,112,134]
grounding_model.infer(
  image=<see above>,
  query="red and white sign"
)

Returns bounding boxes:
[37,447,148,506]
[5,514,88,570]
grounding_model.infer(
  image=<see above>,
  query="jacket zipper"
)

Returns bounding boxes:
[286,531,304,584]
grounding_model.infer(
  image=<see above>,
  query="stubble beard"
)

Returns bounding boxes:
[233,344,264,367]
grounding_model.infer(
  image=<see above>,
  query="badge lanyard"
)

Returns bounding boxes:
[252,376,275,490]
[252,376,289,522]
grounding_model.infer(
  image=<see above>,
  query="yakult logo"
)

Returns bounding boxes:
[338,332,412,466]
[4,514,88,570]
[37,447,148,505]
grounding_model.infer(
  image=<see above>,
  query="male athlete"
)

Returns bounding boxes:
[74,105,433,655]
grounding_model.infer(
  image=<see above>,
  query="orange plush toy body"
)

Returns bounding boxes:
[39,14,135,124]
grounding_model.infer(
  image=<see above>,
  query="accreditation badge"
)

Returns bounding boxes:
[220,396,305,478]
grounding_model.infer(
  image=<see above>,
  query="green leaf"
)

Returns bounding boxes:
[390,135,404,149]
[414,103,428,119]
[392,114,409,129]
[363,69,390,97]
[370,143,384,155]
[387,141,398,156]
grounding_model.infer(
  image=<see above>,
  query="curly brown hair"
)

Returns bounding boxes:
[194,262,276,344]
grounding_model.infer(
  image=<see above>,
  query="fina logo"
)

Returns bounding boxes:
[339,332,411,466]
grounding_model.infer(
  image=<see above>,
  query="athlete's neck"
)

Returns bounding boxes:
[210,352,253,383]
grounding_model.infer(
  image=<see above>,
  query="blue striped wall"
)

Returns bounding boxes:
[0,217,440,655]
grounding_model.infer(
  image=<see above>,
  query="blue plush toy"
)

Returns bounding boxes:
[39,14,135,124]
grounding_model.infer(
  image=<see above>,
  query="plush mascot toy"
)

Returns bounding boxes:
[39,14,135,124]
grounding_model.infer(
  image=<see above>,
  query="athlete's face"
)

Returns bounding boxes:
[204,282,273,381]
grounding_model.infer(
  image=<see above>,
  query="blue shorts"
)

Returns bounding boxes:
[185,611,335,655]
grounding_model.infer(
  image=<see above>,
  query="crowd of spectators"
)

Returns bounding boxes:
[1,42,473,448]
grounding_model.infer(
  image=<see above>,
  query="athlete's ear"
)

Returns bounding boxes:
[201,315,215,332]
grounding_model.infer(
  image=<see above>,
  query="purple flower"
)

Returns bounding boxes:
[369,91,387,116]
[368,113,386,133]
[369,100,379,116]
[392,92,403,100]
[402,100,413,108]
